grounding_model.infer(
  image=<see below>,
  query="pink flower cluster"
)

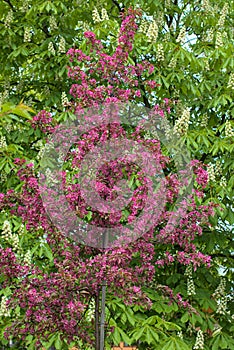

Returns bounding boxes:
[67,10,156,109]
[1,124,215,346]
[0,248,29,279]
[30,110,55,133]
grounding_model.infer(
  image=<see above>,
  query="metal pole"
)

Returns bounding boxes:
[100,280,107,350]
[100,230,108,350]
[95,291,100,350]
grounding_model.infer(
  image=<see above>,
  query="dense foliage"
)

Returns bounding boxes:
[0,1,233,349]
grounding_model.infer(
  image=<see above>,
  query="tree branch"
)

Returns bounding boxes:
[211,253,234,260]
[111,0,124,14]
[140,82,151,108]
[3,0,14,11]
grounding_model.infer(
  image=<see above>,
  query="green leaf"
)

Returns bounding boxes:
[86,211,92,221]
[131,326,145,341]
[118,328,131,344]
[162,337,190,350]
[55,334,62,349]
[112,326,121,345]
[43,244,53,261]
[181,312,189,323]
[145,326,154,344]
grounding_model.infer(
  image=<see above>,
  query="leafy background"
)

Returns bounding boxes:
[0,0,233,349]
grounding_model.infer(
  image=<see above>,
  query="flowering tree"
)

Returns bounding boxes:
[1,8,231,350]
[0,2,233,350]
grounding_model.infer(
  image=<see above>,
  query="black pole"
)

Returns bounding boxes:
[100,280,107,350]
[100,230,108,350]
[95,291,100,350]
